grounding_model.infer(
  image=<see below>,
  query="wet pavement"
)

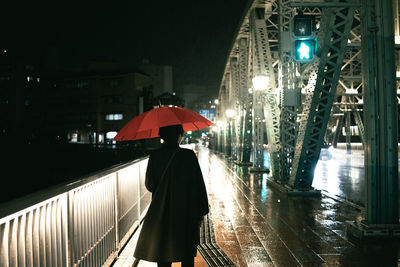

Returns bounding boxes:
[313,146,365,207]
[198,146,400,267]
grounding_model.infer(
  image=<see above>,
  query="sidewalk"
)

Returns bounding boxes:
[112,222,207,267]
[114,146,400,267]
[198,147,400,267]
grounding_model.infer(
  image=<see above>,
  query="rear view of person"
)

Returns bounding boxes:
[134,124,209,267]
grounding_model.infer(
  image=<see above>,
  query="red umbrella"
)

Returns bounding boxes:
[114,106,214,141]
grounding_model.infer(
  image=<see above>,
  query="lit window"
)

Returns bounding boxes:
[105,113,123,120]
[106,131,118,139]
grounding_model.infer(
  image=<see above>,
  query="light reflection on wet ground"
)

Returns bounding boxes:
[198,145,400,267]
[313,147,365,206]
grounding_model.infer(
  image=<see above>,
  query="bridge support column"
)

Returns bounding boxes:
[237,38,253,166]
[346,0,400,239]
[345,109,352,154]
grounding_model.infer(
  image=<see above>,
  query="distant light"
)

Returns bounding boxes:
[36,77,40,82]
[252,75,269,91]
[225,109,235,118]
[106,131,118,139]
[27,76,32,82]
[105,113,123,120]
[3,49,6,53]
[345,89,358,94]
[214,99,219,105]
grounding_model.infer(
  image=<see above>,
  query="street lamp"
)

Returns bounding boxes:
[252,75,269,91]
[225,109,235,159]
[251,75,269,172]
[225,109,235,118]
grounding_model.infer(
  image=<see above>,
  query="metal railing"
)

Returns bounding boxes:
[0,156,150,267]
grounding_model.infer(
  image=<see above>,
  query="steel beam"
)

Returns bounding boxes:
[278,0,297,183]
[238,38,253,164]
[361,0,399,225]
[250,7,280,173]
[229,57,240,160]
[289,2,356,189]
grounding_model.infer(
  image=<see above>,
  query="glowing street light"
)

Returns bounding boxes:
[252,75,269,91]
[225,109,235,118]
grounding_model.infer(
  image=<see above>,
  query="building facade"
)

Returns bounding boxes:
[47,68,153,144]
[140,60,173,97]
[0,48,45,142]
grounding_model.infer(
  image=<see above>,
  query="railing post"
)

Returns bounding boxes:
[138,165,141,220]
[114,171,120,252]
[66,192,73,267]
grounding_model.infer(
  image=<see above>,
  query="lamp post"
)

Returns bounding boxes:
[216,121,224,153]
[225,109,235,159]
[251,75,269,172]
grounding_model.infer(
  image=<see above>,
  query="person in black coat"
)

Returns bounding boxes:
[134,124,209,267]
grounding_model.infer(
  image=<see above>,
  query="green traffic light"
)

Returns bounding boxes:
[294,39,317,62]
[297,42,311,59]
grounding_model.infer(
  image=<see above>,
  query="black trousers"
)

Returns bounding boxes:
[157,258,194,267]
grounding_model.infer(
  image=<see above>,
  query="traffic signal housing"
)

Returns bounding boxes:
[292,14,317,62]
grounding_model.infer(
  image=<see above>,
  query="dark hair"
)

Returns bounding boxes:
[158,124,184,143]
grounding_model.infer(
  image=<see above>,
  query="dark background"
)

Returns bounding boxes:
[2,1,248,92]
[0,1,249,203]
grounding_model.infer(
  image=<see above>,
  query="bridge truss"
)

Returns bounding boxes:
[215,0,400,232]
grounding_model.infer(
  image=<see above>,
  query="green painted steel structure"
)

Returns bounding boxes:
[216,0,399,231]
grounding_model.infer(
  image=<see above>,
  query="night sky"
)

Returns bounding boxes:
[3,1,248,94]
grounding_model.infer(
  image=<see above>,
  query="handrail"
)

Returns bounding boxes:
[0,156,150,267]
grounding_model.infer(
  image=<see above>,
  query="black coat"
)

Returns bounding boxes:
[134,143,209,262]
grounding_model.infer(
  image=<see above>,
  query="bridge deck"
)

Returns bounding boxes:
[113,146,400,267]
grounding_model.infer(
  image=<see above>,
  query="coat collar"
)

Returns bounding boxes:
[162,142,179,149]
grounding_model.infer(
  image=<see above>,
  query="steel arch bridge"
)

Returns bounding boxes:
[215,0,400,236]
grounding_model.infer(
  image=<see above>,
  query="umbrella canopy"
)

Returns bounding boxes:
[114,106,214,141]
